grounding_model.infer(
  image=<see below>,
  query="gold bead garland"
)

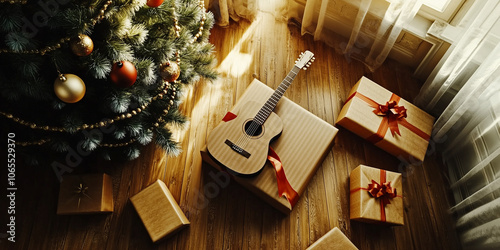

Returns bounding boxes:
[0,0,27,4]
[15,137,137,148]
[10,80,177,147]
[0,0,113,55]
[100,138,137,148]
[190,0,206,44]
[172,0,206,63]
[15,139,49,146]
[1,80,178,133]
[3,0,208,148]
[0,0,207,55]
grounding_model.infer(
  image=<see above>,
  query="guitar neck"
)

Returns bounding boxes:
[253,66,301,125]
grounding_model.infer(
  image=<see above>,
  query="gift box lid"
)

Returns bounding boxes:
[130,180,190,243]
[306,227,358,250]
[57,173,114,215]
[350,165,404,225]
[336,76,434,162]
[202,79,338,213]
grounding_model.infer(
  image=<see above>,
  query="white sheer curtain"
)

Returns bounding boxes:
[415,0,500,248]
[294,0,421,71]
[207,0,258,26]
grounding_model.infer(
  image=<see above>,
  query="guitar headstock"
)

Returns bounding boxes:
[294,50,315,70]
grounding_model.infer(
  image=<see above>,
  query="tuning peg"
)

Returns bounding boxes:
[311,57,316,62]
[303,67,307,70]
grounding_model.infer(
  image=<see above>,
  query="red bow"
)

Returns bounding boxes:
[367,180,397,207]
[373,101,407,137]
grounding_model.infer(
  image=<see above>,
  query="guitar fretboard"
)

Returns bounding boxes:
[253,66,301,125]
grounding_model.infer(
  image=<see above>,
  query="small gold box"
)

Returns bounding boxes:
[130,180,190,243]
[57,173,114,215]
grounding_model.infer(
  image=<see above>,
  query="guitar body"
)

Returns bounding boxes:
[207,50,314,177]
[207,101,283,176]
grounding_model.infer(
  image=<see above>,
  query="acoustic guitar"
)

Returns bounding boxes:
[207,51,315,176]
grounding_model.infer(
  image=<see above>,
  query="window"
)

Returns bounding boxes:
[419,0,465,22]
[422,0,449,12]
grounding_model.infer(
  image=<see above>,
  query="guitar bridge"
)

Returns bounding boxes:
[225,140,251,158]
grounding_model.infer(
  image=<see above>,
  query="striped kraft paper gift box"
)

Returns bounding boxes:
[201,79,338,213]
[336,76,434,162]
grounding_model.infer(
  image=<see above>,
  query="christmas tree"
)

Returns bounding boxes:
[0,0,216,165]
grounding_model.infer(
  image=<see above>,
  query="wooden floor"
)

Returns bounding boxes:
[1,3,461,250]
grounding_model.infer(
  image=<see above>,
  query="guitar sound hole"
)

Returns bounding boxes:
[244,120,263,137]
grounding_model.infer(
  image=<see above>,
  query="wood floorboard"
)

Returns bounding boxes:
[0,3,462,250]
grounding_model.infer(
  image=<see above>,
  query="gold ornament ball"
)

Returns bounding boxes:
[159,61,180,82]
[54,74,86,103]
[70,34,94,56]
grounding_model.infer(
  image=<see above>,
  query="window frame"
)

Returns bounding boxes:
[418,0,466,22]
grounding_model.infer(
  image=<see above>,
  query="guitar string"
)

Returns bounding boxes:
[237,120,261,154]
[234,66,301,150]
[234,66,301,151]
[234,115,259,151]
[233,85,273,149]
[231,99,266,151]
[236,89,275,149]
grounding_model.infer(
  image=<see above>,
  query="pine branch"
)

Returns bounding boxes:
[0,0,217,166]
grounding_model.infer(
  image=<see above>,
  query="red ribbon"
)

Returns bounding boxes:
[345,92,430,144]
[220,112,299,208]
[222,112,238,122]
[367,170,396,222]
[268,147,299,207]
[350,169,401,222]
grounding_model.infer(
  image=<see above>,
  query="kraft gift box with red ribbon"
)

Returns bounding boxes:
[57,173,114,215]
[336,76,434,162]
[201,79,338,214]
[350,165,403,225]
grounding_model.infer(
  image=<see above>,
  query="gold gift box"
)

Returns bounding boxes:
[306,227,358,250]
[130,180,190,243]
[336,76,434,162]
[350,165,404,225]
[201,79,338,214]
[56,173,114,215]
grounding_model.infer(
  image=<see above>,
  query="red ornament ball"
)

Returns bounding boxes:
[110,61,137,88]
[146,0,164,7]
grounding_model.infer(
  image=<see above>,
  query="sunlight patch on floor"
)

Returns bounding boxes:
[217,17,261,78]
[170,2,287,152]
